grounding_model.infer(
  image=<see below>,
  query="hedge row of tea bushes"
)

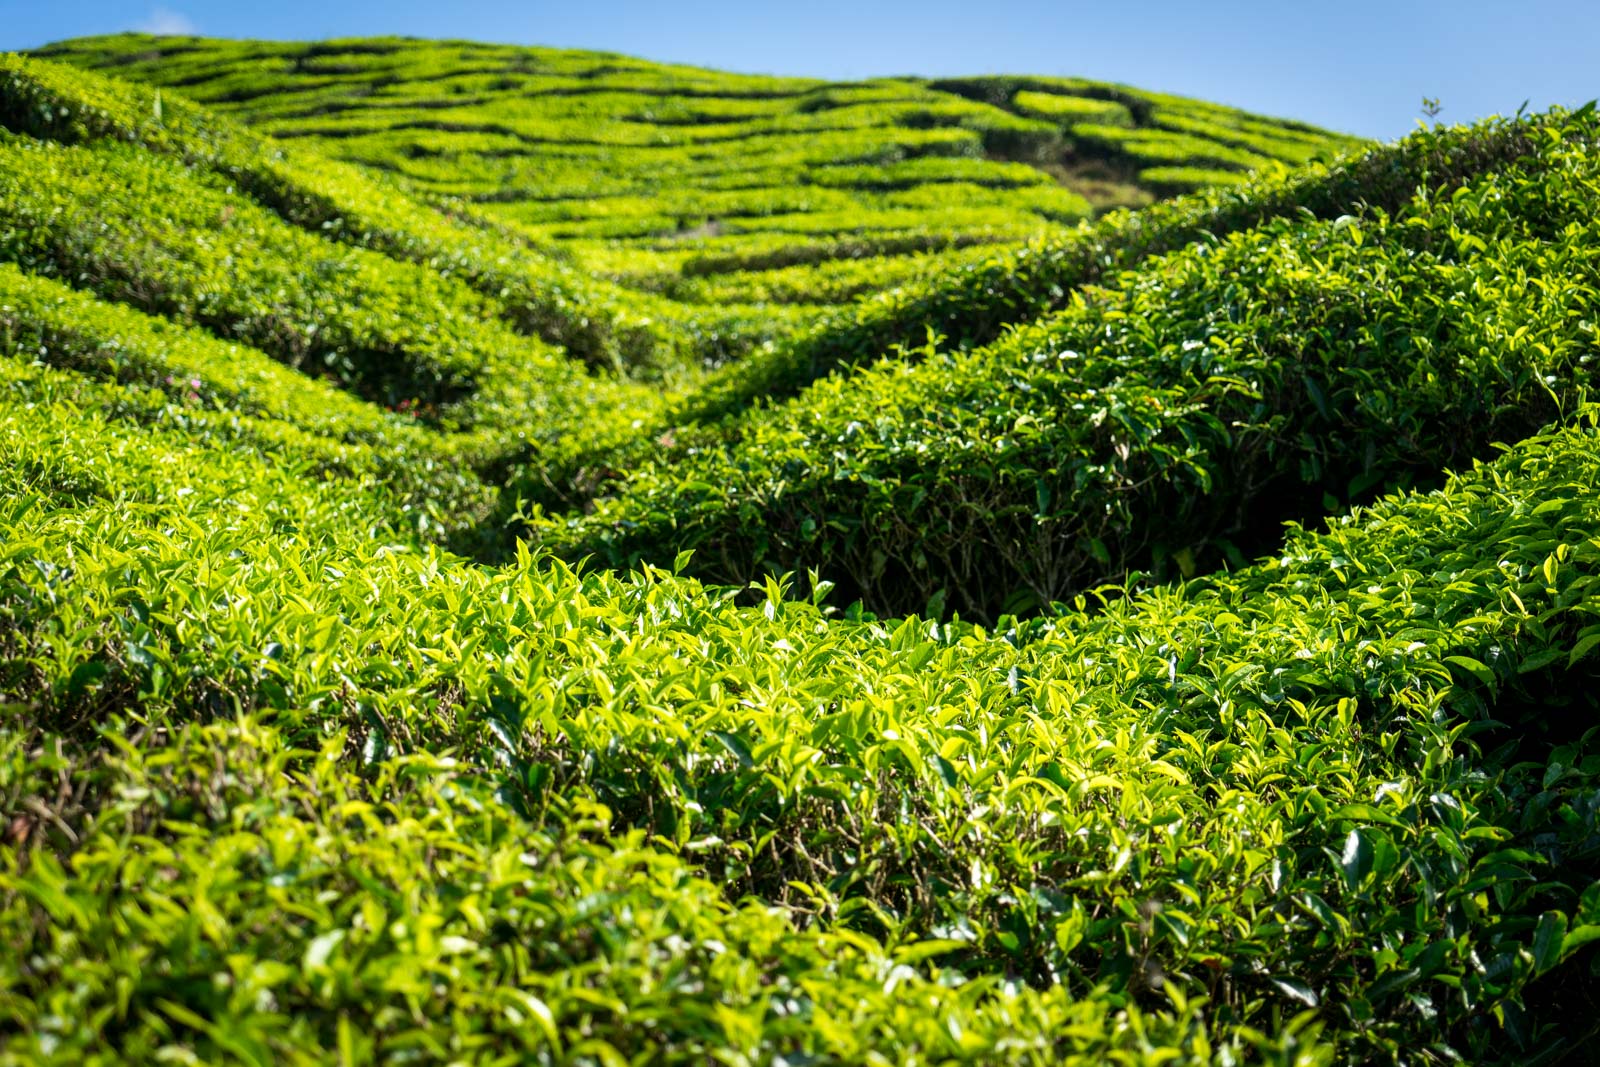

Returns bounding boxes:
[552,111,1600,619]
[0,115,678,489]
[933,76,1365,188]
[0,264,497,540]
[0,52,784,376]
[653,242,1018,308]
[5,324,1600,1059]
[489,111,1535,516]
[673,111,1545,427]
[0,135,477,408]
[28,36,1083,305]
[35,35,1360,315]
[3,721,1285,1066]
[0,353,1318,1065]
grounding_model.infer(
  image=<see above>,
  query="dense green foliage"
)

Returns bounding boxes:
[672,110,1542,425]
[7,340,1600,1062]
[0,263,494,538]
[934,75,1354,181]
[0,52,676,517]
[2,36,1599,1066]
[0,52,776,376]
[36,34,1359,324]
[541,111,1600,618]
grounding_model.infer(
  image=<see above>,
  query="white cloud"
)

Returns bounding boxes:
[135,7,198,36]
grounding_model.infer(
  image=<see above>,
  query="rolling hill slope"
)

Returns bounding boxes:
[2,39,1599,1066]
[540,110,1598,618]
[36,34,1366,319]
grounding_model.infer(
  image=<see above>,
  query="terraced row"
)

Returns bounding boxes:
[937,74,1362,192]
[37,34,1365,312]
[1,52,788,377]
[531,108,1597,619]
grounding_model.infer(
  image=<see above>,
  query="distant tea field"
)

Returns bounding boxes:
[36,36,1366,334]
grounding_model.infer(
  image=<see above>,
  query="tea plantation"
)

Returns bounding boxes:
[33,35,1365,334]
[2,35,1599,1066]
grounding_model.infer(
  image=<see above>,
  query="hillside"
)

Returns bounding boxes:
[541,113,1595,618]
[2,38,1600,1066]
[36,34,1365,319]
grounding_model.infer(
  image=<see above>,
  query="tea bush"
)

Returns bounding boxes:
[0,264,496,538]
[0,721,1327,1065]
[932,75,1360,186]
[0,126,666,481]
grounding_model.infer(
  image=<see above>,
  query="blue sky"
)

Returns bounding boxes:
[3,1,1597,141]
